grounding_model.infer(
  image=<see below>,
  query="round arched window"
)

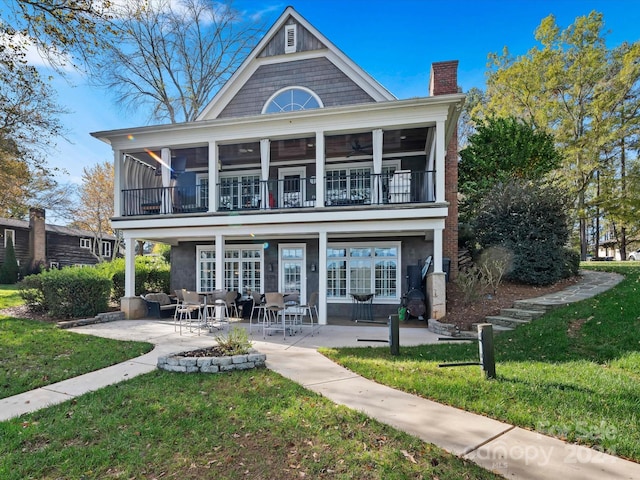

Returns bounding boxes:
[263,87,323,114]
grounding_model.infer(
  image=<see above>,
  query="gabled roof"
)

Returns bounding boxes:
[196,6,396,121]
[0,217,115,240]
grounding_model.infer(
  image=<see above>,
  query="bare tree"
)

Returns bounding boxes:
[91,0,264,123]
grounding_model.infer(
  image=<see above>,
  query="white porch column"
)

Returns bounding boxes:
[215,234,225,290]
[161,148,172,213]
[315,131,325,208]
[433,226,443,274]
[435,120,446,203]
[318,231,328,325]
[124,236,136,297]
[120,235,146,319]
[113,150,123,216]
[427,225,446,319]
[260,139,270,208]
[372,129,383,203]
[208,141,218,212]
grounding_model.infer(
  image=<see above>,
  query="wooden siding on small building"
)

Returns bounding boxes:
[0,228,30,266]
[217,57,377,119]
[46,232,107,267]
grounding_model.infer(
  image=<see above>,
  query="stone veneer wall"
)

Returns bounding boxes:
[157,349,266,373]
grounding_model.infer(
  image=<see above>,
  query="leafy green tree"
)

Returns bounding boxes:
[480,12,640,260]
[0,236,20,284]
[459,116,561,202]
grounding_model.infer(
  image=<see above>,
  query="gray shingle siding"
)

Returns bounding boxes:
[258,18,326,57]
[217,57,376,119]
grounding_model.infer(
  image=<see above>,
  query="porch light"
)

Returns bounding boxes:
[311,262,317,272]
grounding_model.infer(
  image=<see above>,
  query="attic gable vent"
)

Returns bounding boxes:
[285,24,296,54]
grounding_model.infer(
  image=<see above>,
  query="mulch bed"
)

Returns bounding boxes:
[443,275,580,331]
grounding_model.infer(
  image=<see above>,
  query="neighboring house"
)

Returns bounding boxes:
[0,208,116,271]
[91,7,464,323]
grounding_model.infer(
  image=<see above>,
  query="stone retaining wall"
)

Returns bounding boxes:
[157,349,266,373]
[57,311,126,329]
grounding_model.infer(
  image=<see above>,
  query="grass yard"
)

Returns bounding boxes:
[323,263,640,462]
[0,285,153,399]
[0,369,501,480]
[0,284,25,309]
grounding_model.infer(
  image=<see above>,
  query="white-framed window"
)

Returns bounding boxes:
[80,238,92,249]
[4,229,15,248]
[325,160,401,205]
[279,244,306,302]
[284,24,297,54]
[326,242,400,301]
[196,245,263,295]
[219,170,261,210]
[278,166,306,208]
[262,86,322,114]
[101,241,111,258]
[196,173,209,209]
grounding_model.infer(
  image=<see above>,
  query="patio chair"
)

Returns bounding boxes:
[298,291,319,336]
[263,292,286,339]
[249,291,266,334]
[225,290,239,319]
[177,290,204,335]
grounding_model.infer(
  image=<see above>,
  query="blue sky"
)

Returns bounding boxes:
[50,0,639,187]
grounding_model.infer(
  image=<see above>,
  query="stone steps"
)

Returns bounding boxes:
[482,303,548,334]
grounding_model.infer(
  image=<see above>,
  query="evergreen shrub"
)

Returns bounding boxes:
[473,180,573,286]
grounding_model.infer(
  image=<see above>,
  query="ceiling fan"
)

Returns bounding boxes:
[347,138,372,157]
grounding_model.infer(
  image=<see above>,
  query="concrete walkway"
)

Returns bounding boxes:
[2,269,637,479]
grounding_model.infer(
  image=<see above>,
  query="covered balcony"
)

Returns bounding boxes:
[117,127,441,217]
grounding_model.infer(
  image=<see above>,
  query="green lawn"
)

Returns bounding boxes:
[0,370,500,479]
[0,285,500,479]
[0,284,25,309]
[322,263,640,462]
[0,284,153,399]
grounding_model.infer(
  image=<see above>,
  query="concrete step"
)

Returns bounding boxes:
[499,308,546,320]
[485,315,532,329]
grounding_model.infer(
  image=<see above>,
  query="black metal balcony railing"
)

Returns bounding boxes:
[120,171,436,217]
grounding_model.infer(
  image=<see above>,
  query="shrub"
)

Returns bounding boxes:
[0,237,20,284]
[477,246,513,295]
[213,327,252,356]
[472,180,572,286]
[19,267,111,318]
[454,265,486,304]
[18,274,46,312]
[561,248,581,278]
[97,256,170,300]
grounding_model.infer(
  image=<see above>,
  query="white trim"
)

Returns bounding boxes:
[4,229,15,248]
[326,240,402,303]
[197,244,265,294]
[101,241,112,258]
[284,24,296,54]
[261,86,324,114]
[80,238,92,249]
[195,7,395,121]
[278,243,307,303]
[278,166,306,208]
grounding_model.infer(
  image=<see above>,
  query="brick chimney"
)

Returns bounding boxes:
[429,60,459,279]
[29,207,46,270]
[429,60,459,96]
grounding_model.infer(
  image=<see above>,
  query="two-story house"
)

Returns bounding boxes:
[92,7,464,324]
